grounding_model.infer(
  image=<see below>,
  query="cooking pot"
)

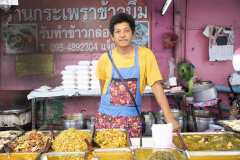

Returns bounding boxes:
[142,112,155,135]
[154,109,183,132]
[61,110,86,130]
[187,110,218,132]
[86,116,96,130]
[190,84,217,102]
[0,105,31,128]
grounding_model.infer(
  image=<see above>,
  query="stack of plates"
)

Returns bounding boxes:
[76,61,91,90]
[61,65,77,90]
[90,60,100,90]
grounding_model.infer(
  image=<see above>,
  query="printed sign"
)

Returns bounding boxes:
[1,0,151,54]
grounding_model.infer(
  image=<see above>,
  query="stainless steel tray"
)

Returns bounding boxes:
[217,120,240,133]
[0,152,39,159]
[0,130,22,153]
[40,151,86,160]
[189,151,240,156]
[173,131,240,154]
[94,129,131,149]
[3,130,59,153]
[85,148,133,160]
[58,129,93,146]
[133,148,187,160]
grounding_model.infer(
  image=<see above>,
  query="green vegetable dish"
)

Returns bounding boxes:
[173,134,240,151]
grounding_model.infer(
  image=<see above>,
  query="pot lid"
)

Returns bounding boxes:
[62,113,86,120]
[0,105,31,115]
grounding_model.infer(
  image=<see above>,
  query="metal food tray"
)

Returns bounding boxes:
[216,120,240,133]
[40,151,86,160]
[133,148,186,160]
[57,129,93,147]
[94,129,131,149]
[188,151,240,156]
[85,148,133,160]
[0,130,23,153]
[0,152,39,159]
[3,130,60,153]
[173,131,240,154]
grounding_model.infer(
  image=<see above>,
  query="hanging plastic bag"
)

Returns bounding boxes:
[168,57,175,78]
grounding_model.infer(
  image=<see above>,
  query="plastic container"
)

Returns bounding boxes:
[152,123,173,148]
[91,60,99,66]
[209,124,223,131]
[78,61,91,66]
[162,32,179,49]
[64,65,77,71]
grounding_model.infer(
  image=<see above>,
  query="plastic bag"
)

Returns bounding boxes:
[168,57,175,78]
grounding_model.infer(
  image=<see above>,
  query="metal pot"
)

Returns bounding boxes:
[0,105,31,128]
[154,109,184,132]
[61,110,86,130]
[142,112,155,135]
[187,110,218,132]
[190,84,217,102]
[86,116,96,130]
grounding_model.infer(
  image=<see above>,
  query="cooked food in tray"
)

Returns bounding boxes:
[47,153,84,160]
[94,129,127,148]
[173,134,240,151]
[6,130,51,152]
[0,153,39,160]
[0,131,20,149]
[134,149,184,160]
[221,119,240,131]
[52,128,91,152]
[87,151,133,160]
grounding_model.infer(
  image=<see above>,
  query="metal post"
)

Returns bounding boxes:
[173,0,182,65]
[31,98,36,129]
[217,99,223,120]
[183,94,187,132]
[191,104,198,132]
[43,99,47,124]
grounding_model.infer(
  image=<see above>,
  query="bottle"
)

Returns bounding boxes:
[152,123,173,148]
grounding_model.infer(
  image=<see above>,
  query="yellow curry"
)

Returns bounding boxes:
[87,151,133,160]
[189,155,240,160]
[173,134,240,151]
[47,153,84,160]
[0,153,38,160]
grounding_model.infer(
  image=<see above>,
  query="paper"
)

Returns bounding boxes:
[208,24,234,61]
[203,24,210,38]
[209,45,233,61]
[130,137,153,149]
[0,0,18,5]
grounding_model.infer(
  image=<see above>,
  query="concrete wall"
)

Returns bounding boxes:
[181,0,240,115]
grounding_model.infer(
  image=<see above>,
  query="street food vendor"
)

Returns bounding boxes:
[94,13,180,138]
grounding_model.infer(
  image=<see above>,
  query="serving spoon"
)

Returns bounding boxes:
[84,138,101,160]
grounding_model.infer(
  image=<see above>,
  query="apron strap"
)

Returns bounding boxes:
[107,51,141,118]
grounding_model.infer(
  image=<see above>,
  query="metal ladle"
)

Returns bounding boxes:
[92,126,101,148]
[84,139,101,160]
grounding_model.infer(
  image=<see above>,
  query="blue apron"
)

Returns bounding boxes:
[98,47,142,117]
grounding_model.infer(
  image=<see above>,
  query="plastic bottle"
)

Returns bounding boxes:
[152,123,173,148]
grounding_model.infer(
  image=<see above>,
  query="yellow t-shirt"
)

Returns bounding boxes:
[95,47,162,95]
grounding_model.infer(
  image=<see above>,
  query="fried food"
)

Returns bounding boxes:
[7,130,50,152]
[94,129,127,148]
[52,128,91,152]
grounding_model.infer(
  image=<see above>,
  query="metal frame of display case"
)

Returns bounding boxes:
[30,91,186,130]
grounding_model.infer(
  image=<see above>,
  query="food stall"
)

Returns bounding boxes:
[0,0,240,159]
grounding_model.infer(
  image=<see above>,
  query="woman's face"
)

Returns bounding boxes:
[111,22,136,48]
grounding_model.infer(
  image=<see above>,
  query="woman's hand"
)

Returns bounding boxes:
[166,118,181,133]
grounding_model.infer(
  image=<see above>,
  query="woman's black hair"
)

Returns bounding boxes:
[109,13,135,36]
